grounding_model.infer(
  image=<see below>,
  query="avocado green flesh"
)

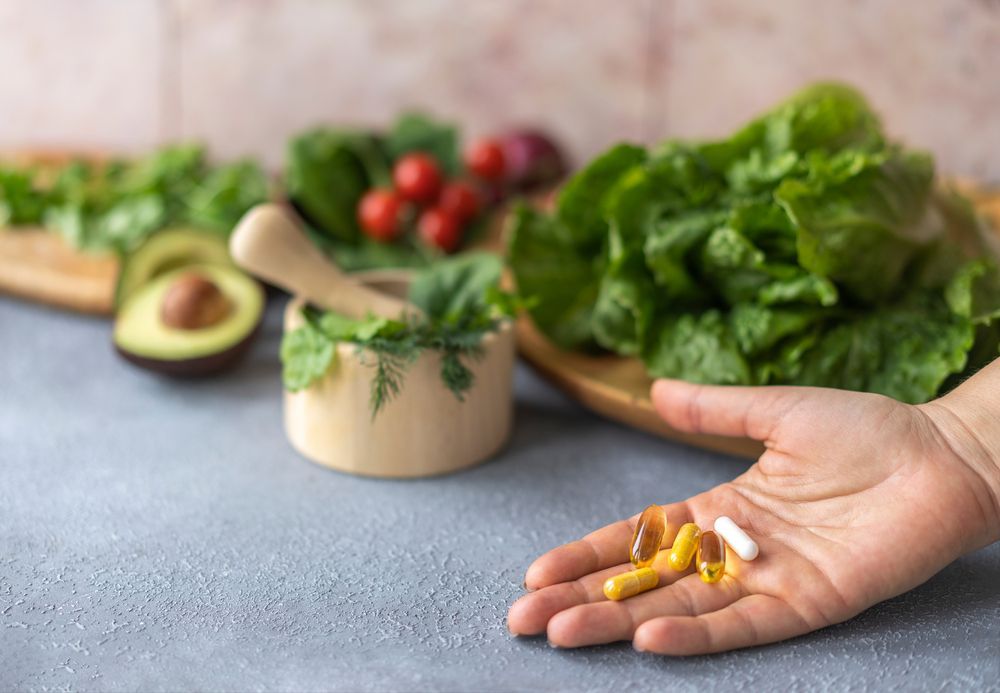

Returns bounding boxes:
[114,264,263,361]
[115,228,232,307]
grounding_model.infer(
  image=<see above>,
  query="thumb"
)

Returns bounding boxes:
[650,379,804,442]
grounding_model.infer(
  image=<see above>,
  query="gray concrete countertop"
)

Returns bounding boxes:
[2,296,999,692]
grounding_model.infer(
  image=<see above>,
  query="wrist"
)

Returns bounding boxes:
[920,360,1000,548]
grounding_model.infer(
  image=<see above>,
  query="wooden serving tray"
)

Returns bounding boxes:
[515,187,1000,459]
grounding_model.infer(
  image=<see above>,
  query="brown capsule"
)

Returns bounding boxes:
[630,504,666,569]
[697,530,726,584]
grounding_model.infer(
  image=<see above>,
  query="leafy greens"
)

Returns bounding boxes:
[508,82,1000,403]
[280,253,513,417]
[285,112,469,271]
[0,144,270,253]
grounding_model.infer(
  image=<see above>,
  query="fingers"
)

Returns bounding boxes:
[524,502,689,591]
[650,379,804,441]
[633,594,811,655]
[522,520,634,591]
[510,555,693,636]
[546,574,746,648]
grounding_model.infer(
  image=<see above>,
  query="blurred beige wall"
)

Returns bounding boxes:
[1,0,998,180]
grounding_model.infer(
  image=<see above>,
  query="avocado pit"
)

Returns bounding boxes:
[161,272,233,330]
[113,263,264,377]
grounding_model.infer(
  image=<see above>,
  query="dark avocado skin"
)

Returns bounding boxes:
[115,317,262,378]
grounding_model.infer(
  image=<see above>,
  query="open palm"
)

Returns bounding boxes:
[507,379,998,654]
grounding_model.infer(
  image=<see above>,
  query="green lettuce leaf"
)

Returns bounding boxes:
[555,143,646,246]
[643,311,752,385]
[776,147,935,303]
[508,204,602,349]
[794,293,973,403]
[505,81,1000,403]
[643,210,725,301]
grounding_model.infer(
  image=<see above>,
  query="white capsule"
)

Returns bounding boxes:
[714,516,758,561]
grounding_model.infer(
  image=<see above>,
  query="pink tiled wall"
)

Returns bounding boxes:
[1,0,998,180]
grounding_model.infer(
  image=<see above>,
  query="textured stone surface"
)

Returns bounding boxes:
[2,295,999,691]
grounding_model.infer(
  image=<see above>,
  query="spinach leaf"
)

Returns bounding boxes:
[385,112,460,176]
[285,128,390,242]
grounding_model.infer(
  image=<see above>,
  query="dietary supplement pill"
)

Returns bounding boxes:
[603,566,659,601]
[714,516,758,561]
[668,522,701,571]
[629,505,666,569]
[697,530,726,584]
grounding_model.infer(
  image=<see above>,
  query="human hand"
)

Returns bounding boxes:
[507,378,1000,654]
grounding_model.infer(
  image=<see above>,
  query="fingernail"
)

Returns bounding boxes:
[633,642,645,653]
[523,581,536,592]
[548,640,560,649]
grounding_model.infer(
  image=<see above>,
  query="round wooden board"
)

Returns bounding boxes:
[514,187,1000,460]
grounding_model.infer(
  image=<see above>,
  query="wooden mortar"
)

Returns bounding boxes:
[230,204,515,478]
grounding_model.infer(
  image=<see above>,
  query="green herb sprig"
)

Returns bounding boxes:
[280,253,517,417]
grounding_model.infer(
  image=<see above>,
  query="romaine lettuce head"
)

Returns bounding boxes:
[507,81,1000,403]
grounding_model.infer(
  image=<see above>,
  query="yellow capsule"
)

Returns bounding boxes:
[697,530,726,584]
[629,504,666,569]
[668,522,701,571]
[603,567,659,601]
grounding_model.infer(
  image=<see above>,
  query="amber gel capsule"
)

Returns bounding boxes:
[603,567,659,601]
[668,522,701,571]
[629,505,666,569]
[696,530,726,584]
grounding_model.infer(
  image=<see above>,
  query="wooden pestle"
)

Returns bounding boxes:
[228,204,410,319]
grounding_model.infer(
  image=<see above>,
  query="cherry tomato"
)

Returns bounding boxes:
[357,189,404,242]
[418,207,463,253]
[392,153,443,204]
[464,138,506,180]
[438,181,480,222]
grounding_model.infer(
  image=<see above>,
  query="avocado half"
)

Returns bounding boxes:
[115,228,232,308]
[113,263,264,377]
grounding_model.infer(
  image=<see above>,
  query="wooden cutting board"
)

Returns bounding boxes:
[0,151,119,315]
[515,187,1000,459]
[0,228,117,314]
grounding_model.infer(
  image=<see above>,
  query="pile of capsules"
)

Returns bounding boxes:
[603,505,758,601]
